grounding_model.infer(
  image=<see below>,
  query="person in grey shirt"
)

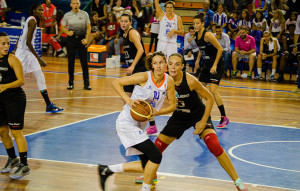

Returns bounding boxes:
[214,24,231,76]
[183,26,199,72]
[61,0,92,90]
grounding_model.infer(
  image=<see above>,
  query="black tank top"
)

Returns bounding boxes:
[262,40,274,55]
[123,28,146,67]
[195,30,218,66]
[170,72,205,122]
[0,53,21,93]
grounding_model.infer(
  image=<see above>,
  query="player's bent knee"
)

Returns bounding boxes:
[204,133,224,157]
[149,150,162,164]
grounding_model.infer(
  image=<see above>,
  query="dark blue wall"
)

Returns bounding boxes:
[8,0,92,15]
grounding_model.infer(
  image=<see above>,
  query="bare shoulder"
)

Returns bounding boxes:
[186,72,200,90]
[167,74,175,85]
[8,54,20,63]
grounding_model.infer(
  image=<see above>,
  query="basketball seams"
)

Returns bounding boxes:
[130,100,153,122]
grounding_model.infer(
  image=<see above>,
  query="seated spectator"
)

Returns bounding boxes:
[256,31,280,80]
[232,27,257,78]
[131,0,145,35]
[140,0,153,24]
[213,4,228,32]
[91,0,107,22]
[214,24,231,76]
[87,11,106,47]
[277,23,300,82]
[250,10,267,43]
[210,22,217,33]
[183,25,199,72]
[269,9,285,40]
[238,9,252,31]
[145,10,160,54]
[0,0,7,23]
[235,0,249,12]
[197,0,214,29]
[113,0,125,21]
[252,0,270,17]
[269,0,288,17]
[285,12,298,35]
[99,12,120,57]
[228,10,240,39]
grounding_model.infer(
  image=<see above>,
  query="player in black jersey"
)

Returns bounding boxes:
[0,32,30,179]
[193,12,230,128]
[135,53,249,191]
[120,13,158,135]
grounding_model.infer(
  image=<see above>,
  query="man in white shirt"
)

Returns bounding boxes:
[214,24,231,76]
[183,25,199,72]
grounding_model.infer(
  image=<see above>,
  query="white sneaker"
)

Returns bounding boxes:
[63,47,67,56]
[58,53,66,57]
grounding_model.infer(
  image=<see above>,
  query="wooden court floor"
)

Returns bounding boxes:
[0,55,299,191]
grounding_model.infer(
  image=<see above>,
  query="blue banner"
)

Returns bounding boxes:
[0,27,41,57]
[7,12,28,26]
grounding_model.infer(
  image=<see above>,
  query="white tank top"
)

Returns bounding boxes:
[17,16,37,50]
[123,71,169,117]
[158,13,178,43]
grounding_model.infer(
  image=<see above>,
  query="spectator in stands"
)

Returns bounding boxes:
[197,0,214,29]
[0,0,7,23]
[100,12,120,57]
[146,10,160,54]
[291,15,300,93]
[113,0,125,21]
[238,9,252,31]
[252,0,270,16]
[286,0,300,19]
[256,31,280,80]
[131,0,145,35]
[213,4,228,32]
[285,12,298,35]
[269,9,285,40]
[250,10,267,43]
[235,0,249,12]
[228,10,240,39]
[232,26,257,78]
[140,0,153,24]
[87,11,106,46]
[106,0,114,13]
[277,23,299,83]
[183,25,199,72]
[270,0,288,17]
[61,0,92,90]
[214,24,231,76]
[91,0,108,22]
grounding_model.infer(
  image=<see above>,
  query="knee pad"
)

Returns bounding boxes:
[149,149,162,164]
[204,133,224,157]
[32,70,47,90]
[154,138,169,153]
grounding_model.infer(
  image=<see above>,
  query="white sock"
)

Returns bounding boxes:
[108,164,124,172]
[257,68,262,75]
[271,69,276,75]
[141,183,151,191]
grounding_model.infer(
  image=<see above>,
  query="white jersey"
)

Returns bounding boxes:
[17,16,37,50]
[158,13,178,43]
[116,71,169,156]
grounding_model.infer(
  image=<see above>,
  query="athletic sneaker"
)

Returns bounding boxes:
[254,74,262,80]
[232,70,238,77]
[247,72,252,78]
[276,75,284,83]
[98,164,114,191]
[146,125,158,135]
[217,116,230,128]
[135,175,158,184]
[291,88,300,93]
[9,163,30,180]
[234,178,249,191]
[46,103,64,113]
[1,157,19,173]
[269,75,275,81]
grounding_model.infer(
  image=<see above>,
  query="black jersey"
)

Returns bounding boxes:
[0,53,22,93]
[170,72,205,122]
[123,28,146,67]
[195,30,218,66]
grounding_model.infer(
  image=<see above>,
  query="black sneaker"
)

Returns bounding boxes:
[46,103,64,113]
[277,75,284,83]
[67,84,74,90]
[84,85,92,90]
[9,163,30,179]
[98,164,114,191]
[1,157,19,173]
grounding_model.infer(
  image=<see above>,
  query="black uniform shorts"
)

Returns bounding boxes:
[199,58,225,85]
[0,89,26,130]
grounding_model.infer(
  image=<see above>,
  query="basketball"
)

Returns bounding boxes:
[130,100,153,122]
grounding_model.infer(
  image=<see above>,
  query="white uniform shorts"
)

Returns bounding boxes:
[15,48,41,74]
[156,40,178,60]
[116,110,148,156]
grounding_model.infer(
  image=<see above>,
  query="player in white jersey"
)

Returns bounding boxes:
[98,52,176,191]
[14,3,63,113]
[154,0,184,60]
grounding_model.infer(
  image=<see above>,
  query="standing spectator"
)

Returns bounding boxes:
[232,27,257,78]
[250,10,267,43]
[238,9,252,30]
[87,11,106,46]
[228,10,240,39]
[131,0,145,34]
[213,4,228,31]
[113,0,125,21]
[61,0,92,90]
[146,11,160,54]
[214,24,231,76]
[291,15,300,93]
[140,0,153,24]
[197,0,215,29]
[269,9,285,40]
[0,0,7,23]
[256,31,280,80]
[91,0,108,22]
[41,0,57,53]
[99,12,119,57]
[183,26,199,72]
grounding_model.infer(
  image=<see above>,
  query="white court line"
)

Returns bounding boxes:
[228,141,300,173]
[228,120,298,129]
[0,155,296,191]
